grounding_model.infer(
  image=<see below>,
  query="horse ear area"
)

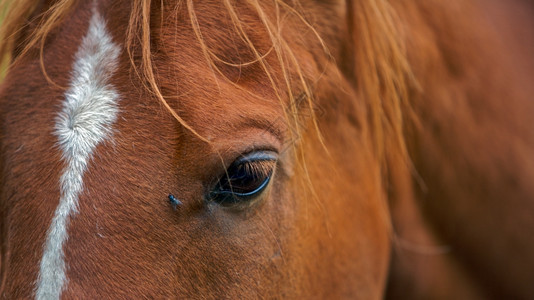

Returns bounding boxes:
[312,0,364,84]
[327,0,407,82]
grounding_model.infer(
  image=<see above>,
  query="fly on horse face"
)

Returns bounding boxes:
[0,0,533,298]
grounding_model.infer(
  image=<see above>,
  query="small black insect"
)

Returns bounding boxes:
[168,194,182,210]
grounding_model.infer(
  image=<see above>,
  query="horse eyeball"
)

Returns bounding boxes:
[209,150,277,207]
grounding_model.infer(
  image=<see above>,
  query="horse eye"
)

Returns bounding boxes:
[209,151,277,206]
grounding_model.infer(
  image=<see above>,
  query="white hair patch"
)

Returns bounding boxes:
[36,9,121,300]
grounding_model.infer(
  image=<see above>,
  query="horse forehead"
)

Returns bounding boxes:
[34,7,123,299]
[148,18,285,135]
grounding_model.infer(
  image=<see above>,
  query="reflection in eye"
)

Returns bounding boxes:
[209,151,277,206]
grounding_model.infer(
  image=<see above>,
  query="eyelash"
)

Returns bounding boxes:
[208,151,277,207]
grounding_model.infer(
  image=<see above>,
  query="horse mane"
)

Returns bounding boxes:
[0,0,413,162]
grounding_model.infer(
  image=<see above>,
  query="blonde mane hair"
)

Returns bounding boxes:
[0,0,413,165]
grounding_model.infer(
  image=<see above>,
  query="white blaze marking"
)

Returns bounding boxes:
[36,10,120,300]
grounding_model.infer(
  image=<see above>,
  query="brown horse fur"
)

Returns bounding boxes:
[0,0,533,298]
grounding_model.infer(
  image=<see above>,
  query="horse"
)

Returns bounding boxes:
[0,0,533,298]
